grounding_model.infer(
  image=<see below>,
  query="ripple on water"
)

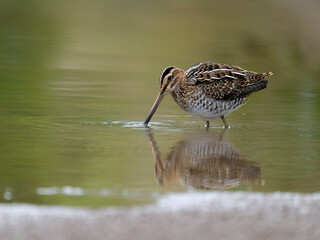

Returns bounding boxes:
[100,120,231,130]
[105,120,201,131]
[99,120,170,130]
[54,117,235,130]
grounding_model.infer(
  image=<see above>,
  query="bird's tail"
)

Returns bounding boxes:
[238,71,272,97]
[247,71,273,84]
[265,72,273,76]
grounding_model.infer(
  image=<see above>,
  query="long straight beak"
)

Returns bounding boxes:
[144,91,165,125]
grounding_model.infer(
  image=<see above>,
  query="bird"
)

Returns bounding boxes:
[143,61,273,128]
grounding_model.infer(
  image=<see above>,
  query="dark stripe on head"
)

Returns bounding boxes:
[160,66,174,86]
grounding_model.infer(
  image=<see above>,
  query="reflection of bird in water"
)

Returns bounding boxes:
[146,129,261,190]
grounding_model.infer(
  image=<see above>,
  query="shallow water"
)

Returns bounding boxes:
[0,0,320,207]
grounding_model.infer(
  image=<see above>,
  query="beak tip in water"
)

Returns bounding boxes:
[143,91,164,127]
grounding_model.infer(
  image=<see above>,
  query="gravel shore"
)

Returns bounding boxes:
[1,192,319,240]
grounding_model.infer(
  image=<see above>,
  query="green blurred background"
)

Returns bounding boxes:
[0,0,319,207]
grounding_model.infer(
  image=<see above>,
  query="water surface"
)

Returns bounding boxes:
[0,0,319,207]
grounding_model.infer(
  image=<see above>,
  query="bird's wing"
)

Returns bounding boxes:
[185,62,272,100]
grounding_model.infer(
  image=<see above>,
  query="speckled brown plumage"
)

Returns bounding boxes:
[144,61,273,127]
[185,62,272,99]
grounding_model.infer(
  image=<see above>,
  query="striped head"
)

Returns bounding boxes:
[159,66,184,94]
[144,66,184,125]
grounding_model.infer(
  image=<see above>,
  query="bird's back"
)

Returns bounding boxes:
[184,61,272,100]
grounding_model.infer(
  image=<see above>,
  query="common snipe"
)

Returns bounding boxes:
[144,61,273,127]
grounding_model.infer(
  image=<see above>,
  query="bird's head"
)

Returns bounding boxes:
[159,66,183,94]
[144,66,184,125]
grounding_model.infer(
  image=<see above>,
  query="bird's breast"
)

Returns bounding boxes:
[171,87,248,121]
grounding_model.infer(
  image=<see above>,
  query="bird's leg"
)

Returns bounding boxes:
[206,121,210,131]
[220,116,229,128]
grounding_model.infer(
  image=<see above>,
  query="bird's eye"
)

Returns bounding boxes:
[168,76,172,81]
